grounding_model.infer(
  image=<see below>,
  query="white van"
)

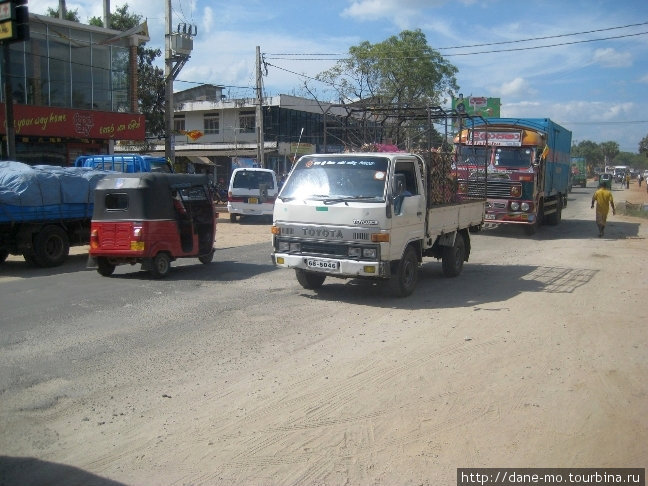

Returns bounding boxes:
[227,168,278,222]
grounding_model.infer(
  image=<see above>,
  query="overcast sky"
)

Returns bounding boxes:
[30,0,648,153]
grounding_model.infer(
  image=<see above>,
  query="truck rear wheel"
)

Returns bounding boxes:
[545,197,562,225]
[388,246,419,297]
[33,225,70,267]
[295,269,326,290]
[442,234,465,278]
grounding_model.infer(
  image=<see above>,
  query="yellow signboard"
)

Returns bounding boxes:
[0,20,13,40]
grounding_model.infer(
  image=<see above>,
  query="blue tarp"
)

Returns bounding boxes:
[0,161,111,222]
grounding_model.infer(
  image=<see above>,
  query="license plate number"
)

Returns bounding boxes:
[306,259,338,270]
[248,197,258,204]
[485,213,496,220]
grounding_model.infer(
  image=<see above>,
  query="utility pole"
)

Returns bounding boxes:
[164,0,174,165]
[164,0,195,166]
[255,46,264,168]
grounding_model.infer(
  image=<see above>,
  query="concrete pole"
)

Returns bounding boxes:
[164,0,174,164]
[255,46,264,168]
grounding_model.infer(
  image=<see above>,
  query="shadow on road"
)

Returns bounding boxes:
[479,218,642,240]
[301,263,598,310]
[0,455,126,486]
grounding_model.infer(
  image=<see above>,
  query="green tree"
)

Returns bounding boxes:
[639,134,648,157]
[315,29,459,149]
[599,141,620,166]
[572,140,604,172]
[46,7,80,22]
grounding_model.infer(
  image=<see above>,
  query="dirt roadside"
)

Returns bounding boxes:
[2,180,646,486]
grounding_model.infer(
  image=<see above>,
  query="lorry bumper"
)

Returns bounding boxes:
[485,210,536,224]
[273,252,389,278]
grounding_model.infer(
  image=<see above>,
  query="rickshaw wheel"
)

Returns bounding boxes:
[199,250,214,264]
[150,252,171,278]
[97,257,116,276]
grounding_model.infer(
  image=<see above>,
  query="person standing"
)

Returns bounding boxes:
[625,172,630,189]
[591,181,616,237]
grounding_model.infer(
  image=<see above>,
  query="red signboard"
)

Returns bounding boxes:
[0,104,146,140]
[466,130,522,147]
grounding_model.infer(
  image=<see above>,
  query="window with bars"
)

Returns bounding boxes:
[239,110,255,133]
[204,113,219,134]
[174,116,185,133]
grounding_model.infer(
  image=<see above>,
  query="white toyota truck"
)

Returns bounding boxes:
[271,152,485,297]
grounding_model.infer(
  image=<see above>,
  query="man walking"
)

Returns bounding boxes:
[591,180,616,237]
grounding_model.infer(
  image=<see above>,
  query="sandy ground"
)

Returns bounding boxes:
[1,181,647,485]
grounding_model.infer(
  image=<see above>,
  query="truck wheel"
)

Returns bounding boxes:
[0,250,8,264]
[546,197,562,225]
[230,214,237,223]
[33,225,70,267]
[150,252,171,278]
[442,234,465,278]
[295,269,326,290]
[96,257,116,277]
[198,250,214,264]
[388,246,419,297]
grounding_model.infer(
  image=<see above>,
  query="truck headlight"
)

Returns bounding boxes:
[289,242,301,252]
[278,241,290,252]
[521,202,530,211]
[348,247,361,258]
[510,201,520,211]
[362,248,377,259]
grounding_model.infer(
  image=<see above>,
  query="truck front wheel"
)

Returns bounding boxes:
[442,234,465,278]
[388,246,419,297]
[33,225,70,267]
[295,269,326,290]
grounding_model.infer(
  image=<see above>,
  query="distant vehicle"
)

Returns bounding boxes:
[570,157,587,188]
[75,154,173,173]
[599,173,613,189]
[227,168,278,222]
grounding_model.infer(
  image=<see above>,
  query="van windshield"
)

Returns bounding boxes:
[280,156,388,201]
[233,170,275,190]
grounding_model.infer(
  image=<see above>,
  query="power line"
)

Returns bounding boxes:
[265,21,648,60]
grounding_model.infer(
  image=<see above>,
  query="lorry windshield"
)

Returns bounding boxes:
[280,156,388,201]
[494,147,534,168]
[455,147,489,166]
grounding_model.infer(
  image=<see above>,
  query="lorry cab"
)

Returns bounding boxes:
[88,173,216,278]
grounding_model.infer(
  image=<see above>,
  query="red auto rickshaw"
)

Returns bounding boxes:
[87,173,217,278]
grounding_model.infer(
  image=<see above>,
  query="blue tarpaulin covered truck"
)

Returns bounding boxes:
[454,117,572,235]
[0,162,110,267]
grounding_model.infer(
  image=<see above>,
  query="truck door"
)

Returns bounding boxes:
[391,158,425,259]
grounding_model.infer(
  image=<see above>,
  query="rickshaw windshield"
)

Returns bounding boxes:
[280,156,388,201]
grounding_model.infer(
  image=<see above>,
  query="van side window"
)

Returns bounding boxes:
[105,193,128,210]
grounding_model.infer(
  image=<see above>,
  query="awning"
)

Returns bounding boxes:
[187,156,214,166]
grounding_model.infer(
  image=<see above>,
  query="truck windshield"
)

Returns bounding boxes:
[494,147,534,168]
[455,147,489,166]
[280,156,388,201]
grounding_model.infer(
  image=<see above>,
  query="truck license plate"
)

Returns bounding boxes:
[485,213,496,220]
[248,197,258,204]
[306,258,338,270]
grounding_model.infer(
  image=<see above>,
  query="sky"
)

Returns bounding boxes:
[29,0,648,153]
